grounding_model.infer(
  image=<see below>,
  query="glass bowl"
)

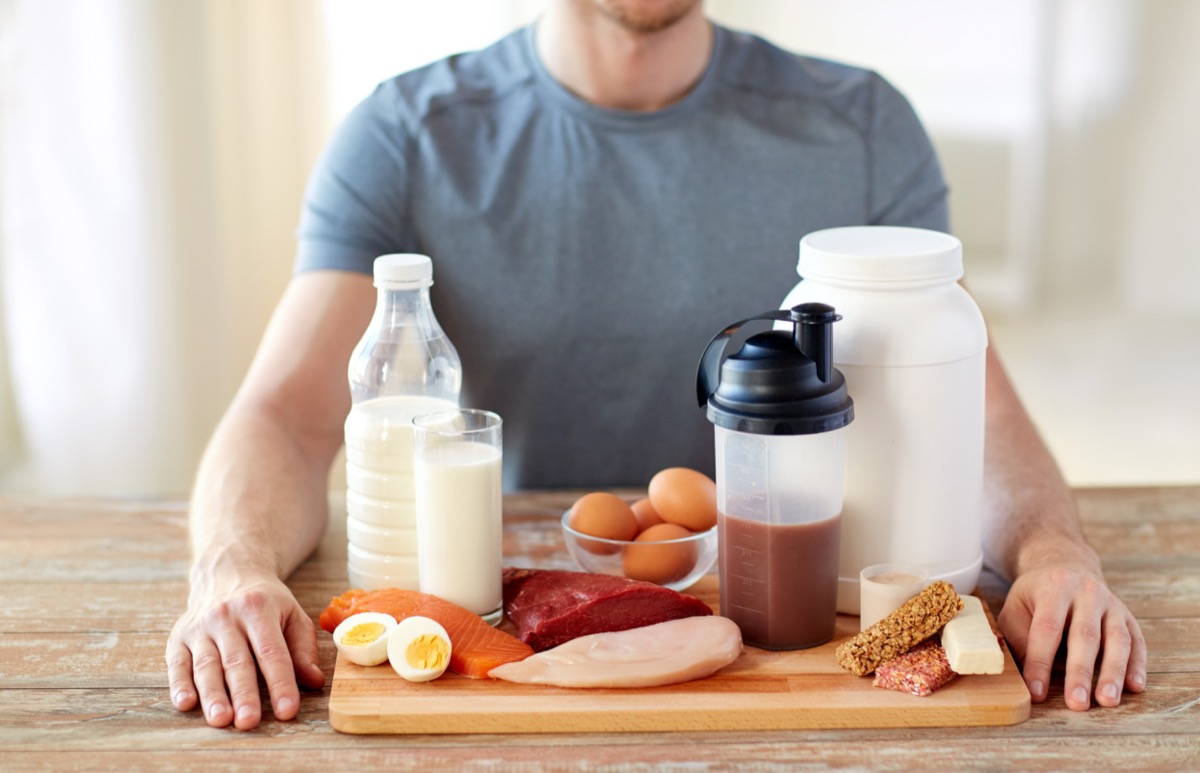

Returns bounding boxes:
[560,512,719,592]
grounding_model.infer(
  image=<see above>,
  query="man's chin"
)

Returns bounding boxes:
[591,0,703,35]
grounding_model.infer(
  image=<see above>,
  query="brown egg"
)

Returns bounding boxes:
[568,492,638,555]
[622,523,697,585]
[630,497,665,533]
[647,467,718,532]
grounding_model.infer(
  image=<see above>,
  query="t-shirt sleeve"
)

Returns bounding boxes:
[864,73,950,232]
[293,82,416,275]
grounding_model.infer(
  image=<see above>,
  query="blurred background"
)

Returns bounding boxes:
[0,0,1196,497]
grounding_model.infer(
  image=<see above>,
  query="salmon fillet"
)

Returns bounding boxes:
[319,588,533,678]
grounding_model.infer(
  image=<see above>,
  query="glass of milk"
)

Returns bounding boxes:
[413,409,504,625]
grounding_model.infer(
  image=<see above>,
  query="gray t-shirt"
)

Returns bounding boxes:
[296,23,949,490]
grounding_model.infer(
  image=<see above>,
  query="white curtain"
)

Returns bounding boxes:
[0,0,329,495]
[0,0,544,497]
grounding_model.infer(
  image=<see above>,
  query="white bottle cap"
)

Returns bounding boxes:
[373,253,433,289]
[798,226,962,283]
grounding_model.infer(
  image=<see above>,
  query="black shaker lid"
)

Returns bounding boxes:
[696,304,854,435]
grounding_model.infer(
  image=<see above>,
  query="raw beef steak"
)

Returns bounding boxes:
[502,567,713,651]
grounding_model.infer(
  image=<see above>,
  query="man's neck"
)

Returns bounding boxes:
[536,2,712,112]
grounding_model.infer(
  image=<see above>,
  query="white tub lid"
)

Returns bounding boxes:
[798,226,962,283]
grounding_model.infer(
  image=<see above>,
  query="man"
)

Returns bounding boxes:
[167,0,1145,730]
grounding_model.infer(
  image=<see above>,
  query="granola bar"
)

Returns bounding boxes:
[873,639,957,696]
[835,579,963,676]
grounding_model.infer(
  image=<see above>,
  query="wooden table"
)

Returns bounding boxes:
[2,487,1197,770]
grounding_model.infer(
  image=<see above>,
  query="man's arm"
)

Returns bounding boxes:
[166,270,375,730]
[983,345,1147,710]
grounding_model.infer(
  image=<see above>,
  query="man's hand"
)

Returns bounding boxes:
[998,566,1146,710]
[166,573,326,730]
[164,273,373,729]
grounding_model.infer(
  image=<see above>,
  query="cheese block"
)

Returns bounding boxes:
[942,595,1004,675]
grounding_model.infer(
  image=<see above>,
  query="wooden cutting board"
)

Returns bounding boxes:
[328,576,1030,734]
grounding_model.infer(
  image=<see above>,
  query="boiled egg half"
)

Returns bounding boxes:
[388,615,452,682]
[331,612,396,666]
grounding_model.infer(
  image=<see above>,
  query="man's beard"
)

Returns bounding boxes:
[587,0,703,34]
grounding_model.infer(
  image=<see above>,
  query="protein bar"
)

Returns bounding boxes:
[873,639,957,696]
[836,579,963,676]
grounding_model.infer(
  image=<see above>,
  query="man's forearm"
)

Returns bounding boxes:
[981,346,1102,581]
[188,407,335,586]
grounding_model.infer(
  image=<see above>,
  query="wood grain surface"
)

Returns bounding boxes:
[1,487,1198,771]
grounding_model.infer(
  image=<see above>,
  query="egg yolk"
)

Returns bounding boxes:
[342,621,387,647]
[405,634,450,670]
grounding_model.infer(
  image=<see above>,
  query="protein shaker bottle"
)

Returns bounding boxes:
[696,303,855,650]
[781,226,988,613]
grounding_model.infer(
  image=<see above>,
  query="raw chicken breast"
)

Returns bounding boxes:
[488,616,743,688]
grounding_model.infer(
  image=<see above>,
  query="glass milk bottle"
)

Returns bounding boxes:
[344,254,462,590]
[781,226,988,614]
[697,304,855,649]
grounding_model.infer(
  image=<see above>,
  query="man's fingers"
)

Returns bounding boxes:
[997,598,1033,667]
[215,634,264,730]
[169,580,323,728]
[283,609,327,691]
[165,637,198,712]
[1125,613,1148,694]
[189,637,234,728]
[1084,605,1146,708]
[1062,576,1108,711]
[202,599,265,731]
[1093,610,1133,707]
[1018,590,1071,704]
[996,567,1146,711]
[244,601,306,721]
